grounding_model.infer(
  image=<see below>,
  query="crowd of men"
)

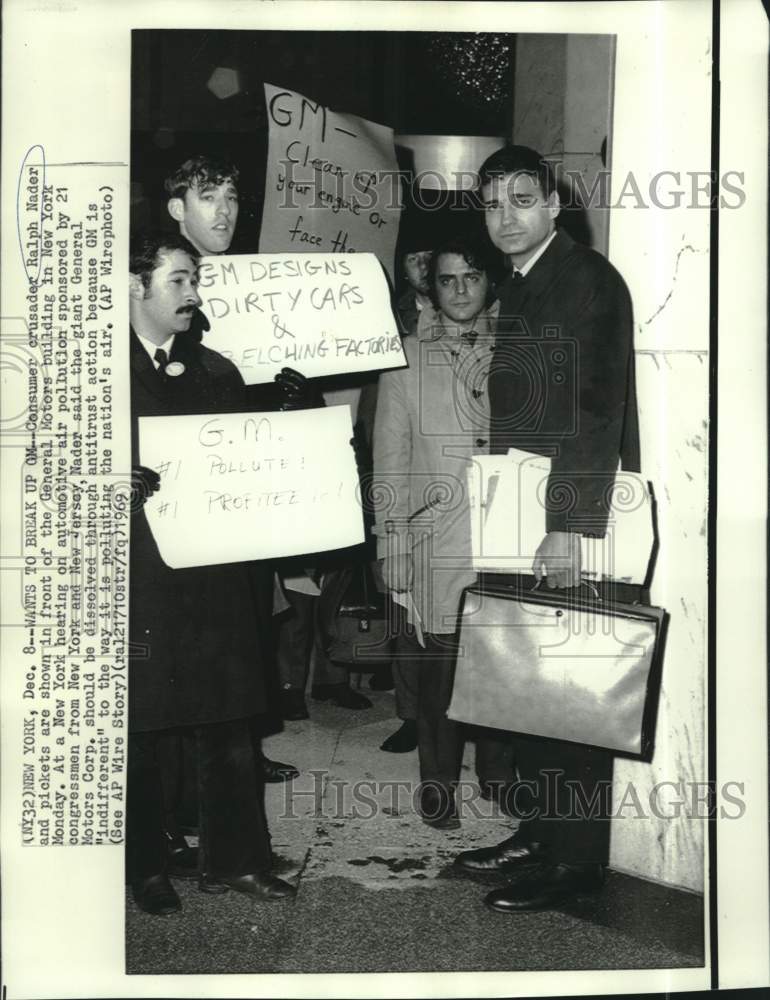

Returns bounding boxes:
[128,144,639,917]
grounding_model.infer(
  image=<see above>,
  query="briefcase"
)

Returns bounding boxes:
[448,578,668,759]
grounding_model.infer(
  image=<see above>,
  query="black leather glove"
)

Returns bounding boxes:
[130,465,160,511]
[275,367,325,410]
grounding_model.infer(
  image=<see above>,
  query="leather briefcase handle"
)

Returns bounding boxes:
[533,578,601,601]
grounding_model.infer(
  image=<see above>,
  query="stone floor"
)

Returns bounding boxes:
[126,685,705,975]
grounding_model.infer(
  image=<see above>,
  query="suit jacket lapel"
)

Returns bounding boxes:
[516,228,575,318]
[130,329,168,404]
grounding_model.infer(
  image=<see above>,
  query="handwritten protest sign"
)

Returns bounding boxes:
[197,251,405,384]
[139,406,364,569]
[259,84,401,280]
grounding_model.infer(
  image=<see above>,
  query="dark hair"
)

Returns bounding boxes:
[477,144,556,199]
[129,232,200,290]
[164,155,240,200]
[426,236,495,310]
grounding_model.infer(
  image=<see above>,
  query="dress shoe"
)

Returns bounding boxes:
[419,783,460,831]
[485,863,605,912]
[260,754,300,782]
[224,871,297,900]
[165,831,199,880]
[369,665,395,690]
[132,873,182,915]
[280,688,310,721]
[454,833,548,873]
[311,682,372,710]
[380,719,418,753]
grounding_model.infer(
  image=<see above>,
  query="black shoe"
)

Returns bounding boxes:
[224,871,297,901]
[311,682,372,710]
[454,833,548,873]
[132,873,182,915]
[419,783,460,831]
[166,832,199,880]
[261,755,300,782]
[485,863,605,912]
[369,665,395,691]
[380,719,418,753]
[280,688,310,721]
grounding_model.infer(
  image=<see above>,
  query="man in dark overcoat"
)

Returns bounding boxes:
[454,145,641,911]
[127,232,296,914]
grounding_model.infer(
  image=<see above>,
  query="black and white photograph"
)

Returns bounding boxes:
[0,1,768,997]
[124,25,708,976]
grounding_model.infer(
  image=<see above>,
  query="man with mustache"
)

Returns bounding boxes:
[128,232,297,914]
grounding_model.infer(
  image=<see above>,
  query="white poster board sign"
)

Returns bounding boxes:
[197,252,405,384]
[259,83,401,280]
[139,406,364,568]
[468,450,655,584]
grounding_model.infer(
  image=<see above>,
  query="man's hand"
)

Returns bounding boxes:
[381,553,413,593]
[130,465,161,511]
[532,531,582,589]
[275,367,325,410]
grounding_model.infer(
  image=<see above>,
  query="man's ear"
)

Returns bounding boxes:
[547,189,561,220]
[167,197,185,223]
[129,272,146,301]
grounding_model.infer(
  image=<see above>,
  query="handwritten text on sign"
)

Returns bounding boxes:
[259,84,401,280]
[197,252,405,384]
[139,407,364,569]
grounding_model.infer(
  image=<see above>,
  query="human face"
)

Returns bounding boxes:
[482,172,559,267]
[172,178,239,255]
[403,250,432,295]
[132,249,202,343]
[434,253,489,329]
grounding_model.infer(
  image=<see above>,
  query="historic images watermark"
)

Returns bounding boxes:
[278,772,746,823]
[274,153,746,216]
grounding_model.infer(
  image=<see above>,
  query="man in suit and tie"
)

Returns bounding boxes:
[453,145,640,910]
[127,232,297,914]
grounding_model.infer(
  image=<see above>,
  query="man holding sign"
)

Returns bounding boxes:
[127,232,296,914]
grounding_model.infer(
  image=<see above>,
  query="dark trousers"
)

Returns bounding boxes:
[513,734,613,866]
[276,589,347,690]
[398,630,515,790]
[392,654,418,720]
[390,600,418,721]
[127,718,271,881]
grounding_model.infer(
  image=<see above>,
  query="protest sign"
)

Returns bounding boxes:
[139,406,364,568]
[259,84,401,280]
[197,251,405,384]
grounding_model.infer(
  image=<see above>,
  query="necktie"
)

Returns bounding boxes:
[513,270,525,282]
[154,348,169,375]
